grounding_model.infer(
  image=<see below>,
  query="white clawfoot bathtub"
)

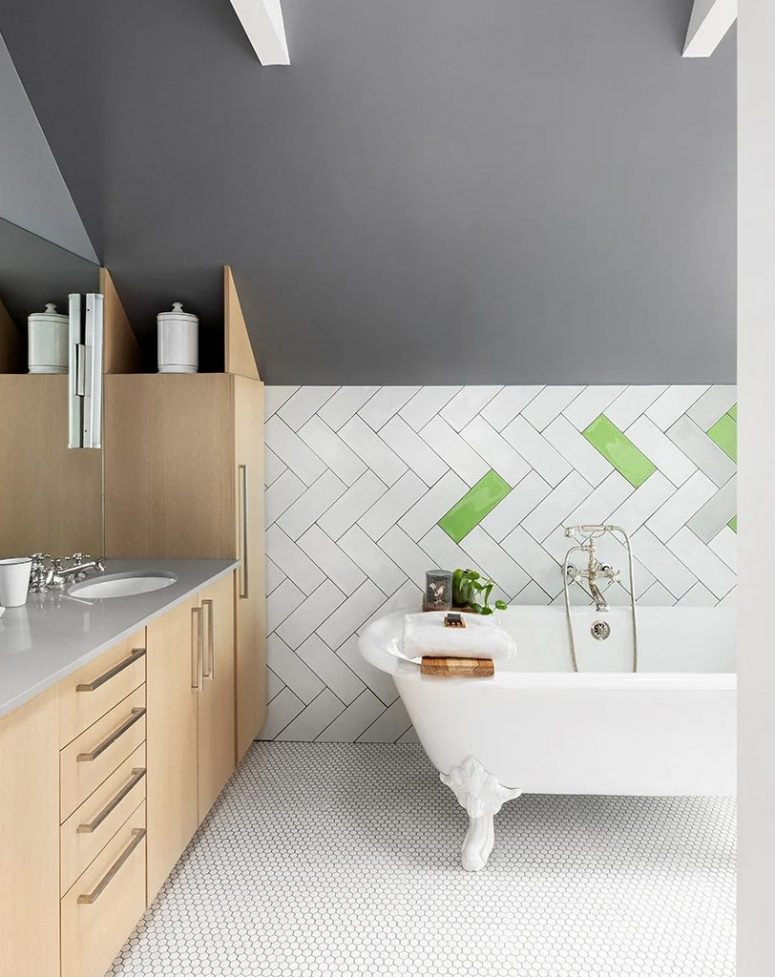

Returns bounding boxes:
[359,605,736,871]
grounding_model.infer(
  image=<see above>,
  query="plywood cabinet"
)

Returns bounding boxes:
[0,689,60,977]
[197,573,236,819]
[104,374,266,759]
[145,596,199,901]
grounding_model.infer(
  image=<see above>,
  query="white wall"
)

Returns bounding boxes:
[738,2,775,974]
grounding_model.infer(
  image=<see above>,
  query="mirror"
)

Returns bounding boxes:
[0,217,103,560]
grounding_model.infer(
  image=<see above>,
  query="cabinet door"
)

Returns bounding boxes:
[233,374,267,759]
[197,573,236,818]
[146,598,199,901]
[0,689,60,977]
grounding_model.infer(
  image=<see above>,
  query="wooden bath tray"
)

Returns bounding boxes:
[420,657,494,678]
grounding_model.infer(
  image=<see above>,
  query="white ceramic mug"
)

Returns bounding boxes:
[0,557,32,607]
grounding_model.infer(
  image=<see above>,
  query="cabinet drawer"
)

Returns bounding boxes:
[60,686,146,821]
[60,743,146,896]
[61,800,146,977]
[59,631,146,748]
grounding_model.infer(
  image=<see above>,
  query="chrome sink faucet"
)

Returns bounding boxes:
[30,553,105,593]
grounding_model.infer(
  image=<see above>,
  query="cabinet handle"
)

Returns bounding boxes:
[77,768,146,833]
[191,606,203,692]
[76,648,145,692]
[239,463,249,599]
[77,708,145,762]
[77,828,146,904]
[202,598,215,680]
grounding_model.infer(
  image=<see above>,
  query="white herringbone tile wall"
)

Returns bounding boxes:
[263,385,737,742]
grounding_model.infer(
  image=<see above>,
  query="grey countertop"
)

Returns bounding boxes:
[0,558,238,720]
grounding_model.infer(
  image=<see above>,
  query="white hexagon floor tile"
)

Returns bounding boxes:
[108,742,735,977]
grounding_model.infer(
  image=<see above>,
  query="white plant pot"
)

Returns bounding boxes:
[157,302,198,373]
[28,303,68,374]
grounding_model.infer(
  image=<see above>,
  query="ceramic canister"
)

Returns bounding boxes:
[28,303,69,374]
[157,302,199,373]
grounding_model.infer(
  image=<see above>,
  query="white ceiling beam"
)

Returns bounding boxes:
[229,0,290,66]
[683,0,737,57]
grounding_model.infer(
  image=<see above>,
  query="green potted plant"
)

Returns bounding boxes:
[452,568,508,615]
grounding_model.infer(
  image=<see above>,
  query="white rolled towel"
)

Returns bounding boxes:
[402,611,516,661]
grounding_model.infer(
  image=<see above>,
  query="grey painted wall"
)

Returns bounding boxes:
[0,0,735,382]
[0,34,96,262]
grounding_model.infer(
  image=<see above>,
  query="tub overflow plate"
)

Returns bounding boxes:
[591,620,611,641]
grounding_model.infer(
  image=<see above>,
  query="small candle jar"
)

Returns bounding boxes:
[424,569,453,611]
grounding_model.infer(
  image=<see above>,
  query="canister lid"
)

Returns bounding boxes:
[157,301,198,324]
[28,303,67,325]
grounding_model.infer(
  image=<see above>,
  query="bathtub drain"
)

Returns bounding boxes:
[591,620,611,641]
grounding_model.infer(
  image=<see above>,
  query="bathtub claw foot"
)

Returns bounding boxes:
[440,756,522,871]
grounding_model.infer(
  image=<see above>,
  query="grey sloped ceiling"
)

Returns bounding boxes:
[0,33,96,262]
[0,0,735,381]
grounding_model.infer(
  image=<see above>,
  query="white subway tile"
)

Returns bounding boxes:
[318,471,388,540]
[501,526,563,597]
[521,386,583,431]
[459,416,530,486]
[277,471,348,540]
[357,471,426,541]
[317,580,386,650]
[358,387,419,430]
[297,525,366,595]
[335,635,399,705]
[295,634,365,704]
[521,472,593,542]
[338,415,407,486]
[379,415,447,486]
[338,526,406,596]
[459,527,530,598]
[398,470,467,541]
[277,580,346,649]
[264,446,286,487]
[316,690,385,742]
[604,386,667,430]
[357,698,413,743]
[399,386,461,431]
[275,690,344,742]
[501,415,570,487]
[479,472,552,542]
[419,416,489,486]
[266,524,325,595]
[562,386,624,430]
[318,386,379,431]
[265,557,285,595]
[606,472,675,536]
[266,578,305,633]
[267,633,325,703]
[686,385,737,430]
[278,386,339,430]
[265,469,306,527]
[481,386,543,431]
[676,582,718,607]
[631,527,695,599]
[260,687,305,739]
[624,416,695,486]
[666,528,736,598]
[378,525,435,587]
[264,385,298,419]
[645,386,709,430]
[298,415,366,485]
[565,471,633,526]
[709,526,737,571]
[646,472,717,542]
[441,386,502,429]
[543,416,612,486]
[265,415,326,486]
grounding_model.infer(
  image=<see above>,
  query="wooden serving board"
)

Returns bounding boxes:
[420,657,494,678]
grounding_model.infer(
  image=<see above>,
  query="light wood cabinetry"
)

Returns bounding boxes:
[104,373,266,759]
[145,596,199,901]
[198,573,236,818]
[0,689,60,977]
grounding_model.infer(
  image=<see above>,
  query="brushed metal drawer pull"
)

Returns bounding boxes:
[77,708,145,762]
[76,648,146,692]
[191,606,203,692]
[202,599,214,680]
[77,768,146,833]
[77,828,146,904]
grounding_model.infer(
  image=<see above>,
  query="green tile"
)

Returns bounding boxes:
[582,415,656,487]
[438,470,511,543]
[728,404,737,421]
[728,515,737,533]
[707,413,737,462]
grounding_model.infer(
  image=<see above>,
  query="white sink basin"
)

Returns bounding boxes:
[68,571,178,599]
